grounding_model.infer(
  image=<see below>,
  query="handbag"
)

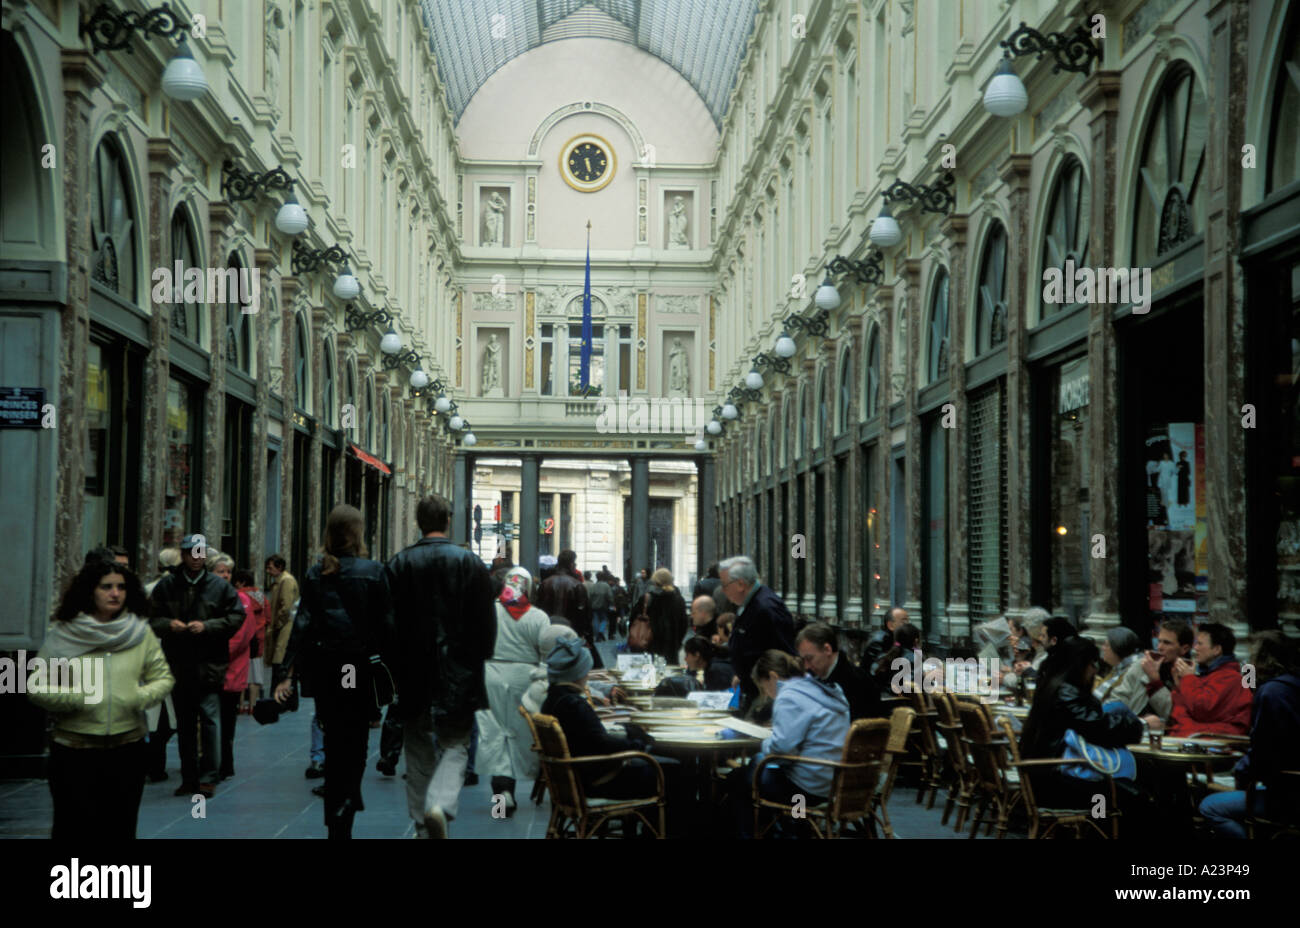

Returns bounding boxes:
[1062,729,1136,782]
[628,594,654,650]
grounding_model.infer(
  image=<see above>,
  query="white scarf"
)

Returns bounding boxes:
[43,612,149,659]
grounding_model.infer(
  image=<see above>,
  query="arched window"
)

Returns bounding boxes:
[781,399,790,467]
[864,325,881,418]
[224,252,252,373]
[345,360,357,433]
[1132,67,1207,265]
[796,385,807,458]
[765,414,774,475]
[837,351,852,435]
[381,392,390,460]
[1040,157,1089,318]
[1268,14,1300,193]
[927,269,950,385]
[816,371,829,447]
[169,207,202,344]
[974,222,1009,355]
[90,136,138,300]
[293,314,309,413]
[322,342,336,427]
[365,377,375,450]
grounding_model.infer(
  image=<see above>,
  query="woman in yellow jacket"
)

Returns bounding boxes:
[28,559,174,839]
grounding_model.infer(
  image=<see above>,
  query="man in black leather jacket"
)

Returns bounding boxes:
[862,606,909,676]
[538,549,600,667]
[149,535,244,796]
[385,495,495,838]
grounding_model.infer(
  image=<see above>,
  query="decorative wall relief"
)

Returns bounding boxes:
[656,294,701,314]
[472,291,513,313]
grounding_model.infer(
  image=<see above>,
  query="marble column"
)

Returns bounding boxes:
[901,258,925,627]
[252,248,280,574]
[697,454,716,578]
[519,453,540,574]
[630,455,651,574]
[452,451,469,544]
[1080,70,1124,641]
[874,286,895,624]
[942,213,971,644]
[202,201,235,545]
[1204,0,1250,644]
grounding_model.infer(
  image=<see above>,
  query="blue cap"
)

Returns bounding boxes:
[546,636,593,683]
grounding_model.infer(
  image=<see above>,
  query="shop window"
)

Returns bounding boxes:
[837,352,852,435]
[1267,13,1300,194]
[1041,356,1092,625]
[221,398,254,565]
[224,252,252,373]
[82,334,142,557]
[968,380,1008,625]
[1040,157,1089,319]
[90,136,138,302]
[322,344,336,427]
[923,416,948,637]
[975,222,1009,354]
[1132,67,1207,265]
[293,314,310,413]
[163,374,202,547]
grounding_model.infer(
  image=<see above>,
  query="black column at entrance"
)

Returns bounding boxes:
[520,453,540,575]
[697,455,716,577]
[452,452,470,544]
[630,456,650,578]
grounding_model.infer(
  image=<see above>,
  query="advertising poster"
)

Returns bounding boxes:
[1145,423,1198,616]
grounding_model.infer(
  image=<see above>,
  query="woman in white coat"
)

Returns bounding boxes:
[477,566,550,815]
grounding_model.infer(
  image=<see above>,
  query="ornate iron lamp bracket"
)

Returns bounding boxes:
[1000,21,1102,75]
[80,3,188,53]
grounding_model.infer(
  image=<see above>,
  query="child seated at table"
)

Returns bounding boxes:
[727,649,850,838]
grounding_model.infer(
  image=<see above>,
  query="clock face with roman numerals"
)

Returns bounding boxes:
[560,135,616,192]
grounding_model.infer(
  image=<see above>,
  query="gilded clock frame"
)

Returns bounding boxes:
[559,133,616,193]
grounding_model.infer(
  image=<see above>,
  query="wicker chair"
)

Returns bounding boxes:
[751,718,892,839]
[933,693,975,831]
[958,702,1018,838]
[999,717,1121,839]
[874,706,918,838]
[518,705,549,806]
[529,712,666,839]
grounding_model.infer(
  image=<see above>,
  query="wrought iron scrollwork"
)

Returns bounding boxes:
[1000,21,1102,75]
[292,239,349,276]
[221,160,295,204]
[786,307,831,338]
[343,303,392,332]
[80,3,188,53]
[883,172,957,216]
[753,352,792,376]
[827,249,885,287]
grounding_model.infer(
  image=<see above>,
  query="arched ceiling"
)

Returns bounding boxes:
[418,0,760,127]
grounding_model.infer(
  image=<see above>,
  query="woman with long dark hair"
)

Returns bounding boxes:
[29,560,174,839]
[275,505,394,838]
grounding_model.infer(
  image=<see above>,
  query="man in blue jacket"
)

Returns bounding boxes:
[718,555,797,708]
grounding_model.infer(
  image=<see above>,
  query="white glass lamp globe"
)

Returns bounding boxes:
[161,39,207,101]
[706,419,722,435]
[983,58,1028,117]
[775,333,797,358]
[694,438,708,452]
[721,402,738,420]
[410,368,429,390]
[745,368,764,391]
[275,195,309,235]
[449,414,464,431]
[333,266,360,300]
[435,394,451,413]
[868,205,903,248]
[814,277,841,312]
[463,432,477,447]
[380,329,402,355]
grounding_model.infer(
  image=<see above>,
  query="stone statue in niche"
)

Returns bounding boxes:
[667,338,690,396]
[481,333,503,396]
[265,2,285,109]
[667,196,689,249]
[483,191,507,247]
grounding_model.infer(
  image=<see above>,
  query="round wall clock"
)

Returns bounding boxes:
[560,133,616,192]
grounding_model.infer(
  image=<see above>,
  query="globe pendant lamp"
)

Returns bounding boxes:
[814,276,841,311]
[275,194,309,235]
[463,431,477,447]
[706,419,722,435]
[333,265,360,300]
[380,328,402,355]
[745,367,764,390]
[721,402,738,420]
[868,204,903,248]
[774,332,797,359]
[983,57,1028,117]
[449,414,464,431]
[410,367,429,390]
[694,438,708,452]
[435,393,451,413]
[161,38,207,101]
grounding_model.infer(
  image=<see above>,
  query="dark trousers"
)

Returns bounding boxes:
[173,686,221,785]
[48,739,146,840]
[311,657,377,838]
[218,691,239,778]
[148,701,172,777]
[379,704,404,767]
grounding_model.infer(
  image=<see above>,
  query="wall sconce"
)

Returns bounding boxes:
[869,174,956,247]
[80,4,207,101]
[984,21,1102,117]
[753,351,792,376]
[222,159,307,235]
[343,303,393,333]
[785,307,831,339]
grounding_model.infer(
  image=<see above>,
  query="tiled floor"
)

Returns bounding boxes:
[0,641,992,838]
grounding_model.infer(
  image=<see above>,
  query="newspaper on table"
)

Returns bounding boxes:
[617,653,651,672]
[686,690,733,710]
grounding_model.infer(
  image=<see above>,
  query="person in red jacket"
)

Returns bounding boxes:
[232,570,268,711]
[212,558,260,781]
[1158,622,1253,737]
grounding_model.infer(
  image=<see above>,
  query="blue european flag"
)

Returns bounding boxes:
[580,223,592,392]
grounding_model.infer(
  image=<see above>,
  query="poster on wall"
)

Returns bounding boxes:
[1144,423,1208,621]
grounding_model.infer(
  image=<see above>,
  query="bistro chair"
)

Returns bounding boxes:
[529,712,666,839]
[958,702,1019,839]
[999,717,1121,839]
[874,706,918,838]
[751,718,892,839]
[1245,771,1300,839]
[887,681,942,805]
[933,693,975,831]
[518,705,550,806]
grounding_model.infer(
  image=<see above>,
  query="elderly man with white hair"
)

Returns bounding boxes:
[718,555,797,707]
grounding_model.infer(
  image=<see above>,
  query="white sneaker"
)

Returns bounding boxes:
[423,804,448,839]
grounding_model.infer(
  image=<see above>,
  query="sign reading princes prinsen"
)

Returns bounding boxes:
[0,386,45,429]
